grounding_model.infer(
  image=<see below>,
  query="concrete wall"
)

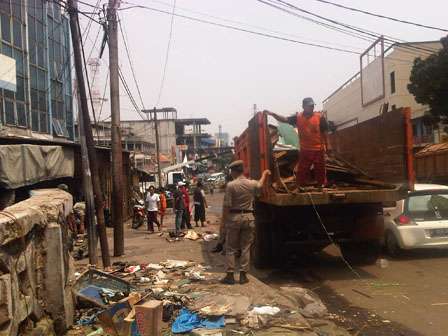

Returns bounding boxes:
[0,189,74,335]
[323,42,442,127]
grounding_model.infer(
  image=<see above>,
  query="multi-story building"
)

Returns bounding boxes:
[99,109,178,165]
[214,132,230,147]
[323,40,442,147]
[0,0,74,141]
[175,118,212,158]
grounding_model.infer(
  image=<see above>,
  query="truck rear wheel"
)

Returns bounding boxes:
[339,240,381,265]
[252,202,273,268]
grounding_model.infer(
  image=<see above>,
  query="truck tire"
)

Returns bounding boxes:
[385,231,402,257]
[252,202,273,268]
[339,240,381,265]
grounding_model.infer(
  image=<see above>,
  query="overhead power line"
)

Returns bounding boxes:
[156,0,177,106]
[118,13,146,110]
[257,0,440,61]
[308,0,448,32]
[118,3,361,55]
[267,0,438,56]
[135,0,363,50]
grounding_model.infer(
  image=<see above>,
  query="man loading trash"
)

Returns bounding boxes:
[221,160,271,285]
[265,97,329,188]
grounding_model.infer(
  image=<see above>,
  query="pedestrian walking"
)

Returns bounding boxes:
[173,184,185,233]
[145,186,160,233]
[221,160,271,285]
[159,188,167,227]
[266,97,329,188]
[180,182,192,229]
[194,181,208,227]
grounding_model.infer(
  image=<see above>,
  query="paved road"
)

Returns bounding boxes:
[255,245,448,336]
[208,192,448,335]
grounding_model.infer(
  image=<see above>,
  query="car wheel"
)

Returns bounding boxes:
[385,231,401,257]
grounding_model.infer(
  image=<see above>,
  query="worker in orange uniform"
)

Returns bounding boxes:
[266,97,329,188]
[158,187,167,227]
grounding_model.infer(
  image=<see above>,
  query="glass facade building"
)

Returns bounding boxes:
[0,0,73,139]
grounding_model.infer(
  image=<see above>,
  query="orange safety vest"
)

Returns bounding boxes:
[160,193,167,210]
[296,112,324,151]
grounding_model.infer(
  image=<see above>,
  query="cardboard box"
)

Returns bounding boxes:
[135,300,163,336]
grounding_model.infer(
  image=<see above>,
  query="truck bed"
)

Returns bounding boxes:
[261,185,405,206]
[234,109,414,206]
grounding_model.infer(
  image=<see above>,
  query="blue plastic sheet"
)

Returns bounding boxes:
[171,308,225,333]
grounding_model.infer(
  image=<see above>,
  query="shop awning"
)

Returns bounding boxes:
[0,144,74,189]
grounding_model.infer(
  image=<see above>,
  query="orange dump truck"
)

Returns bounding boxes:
[234,108,414,267]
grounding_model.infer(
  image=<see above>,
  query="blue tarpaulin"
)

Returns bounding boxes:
[171,308,225,333]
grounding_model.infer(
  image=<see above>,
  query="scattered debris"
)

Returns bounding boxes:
[191,294,250,317]
[171,308,224,334]
[250,306,281,316]
[74,269,134,308]
[377,258,389,269]
[86,328,104,336]
[203,233,219,241]
[185,230,201,241]
[72,259,339,336]
[125,265,141,274]
[280,287,328,318]
[352,289,373,299]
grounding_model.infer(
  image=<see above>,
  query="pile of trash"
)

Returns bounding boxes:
[70,260,349,336]
[161,230,219,243]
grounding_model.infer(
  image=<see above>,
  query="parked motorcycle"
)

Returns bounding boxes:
[132,199,146,229]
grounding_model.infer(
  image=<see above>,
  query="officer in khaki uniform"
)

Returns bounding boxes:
[221,160,271,285]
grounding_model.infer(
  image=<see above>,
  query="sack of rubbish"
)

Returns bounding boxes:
[163,260,191,269]
[280,287,327,318]
[249,306,280,316]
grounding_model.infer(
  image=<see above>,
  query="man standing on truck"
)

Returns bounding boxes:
[221,160,271,285]
[265,97,329,188]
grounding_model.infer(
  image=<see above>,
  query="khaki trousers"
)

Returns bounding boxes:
[225,219,254,272]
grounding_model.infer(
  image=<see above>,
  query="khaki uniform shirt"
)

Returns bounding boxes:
[223,176,261,222]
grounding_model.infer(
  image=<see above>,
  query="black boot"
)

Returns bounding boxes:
[220,272,235,285]
[211,243,223,253]
[240,271,249,284]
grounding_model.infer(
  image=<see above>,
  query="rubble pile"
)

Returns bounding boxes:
[269,124,394,193]
[69,260,349,335]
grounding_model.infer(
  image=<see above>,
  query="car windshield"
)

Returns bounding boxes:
[407,192,448,220]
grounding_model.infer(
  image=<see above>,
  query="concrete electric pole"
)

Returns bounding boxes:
[108,0,124,256]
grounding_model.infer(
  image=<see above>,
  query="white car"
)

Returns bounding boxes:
[384,184,448,256]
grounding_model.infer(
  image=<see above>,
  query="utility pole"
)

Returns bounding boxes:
[68,0,110,267]
[78,110,97,265]
[107,0,124,256]
[153,108,162,189]
[143,108,177,188]
[218,124,222,148]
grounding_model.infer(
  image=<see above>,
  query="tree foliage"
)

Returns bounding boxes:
[408,36,448,118]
